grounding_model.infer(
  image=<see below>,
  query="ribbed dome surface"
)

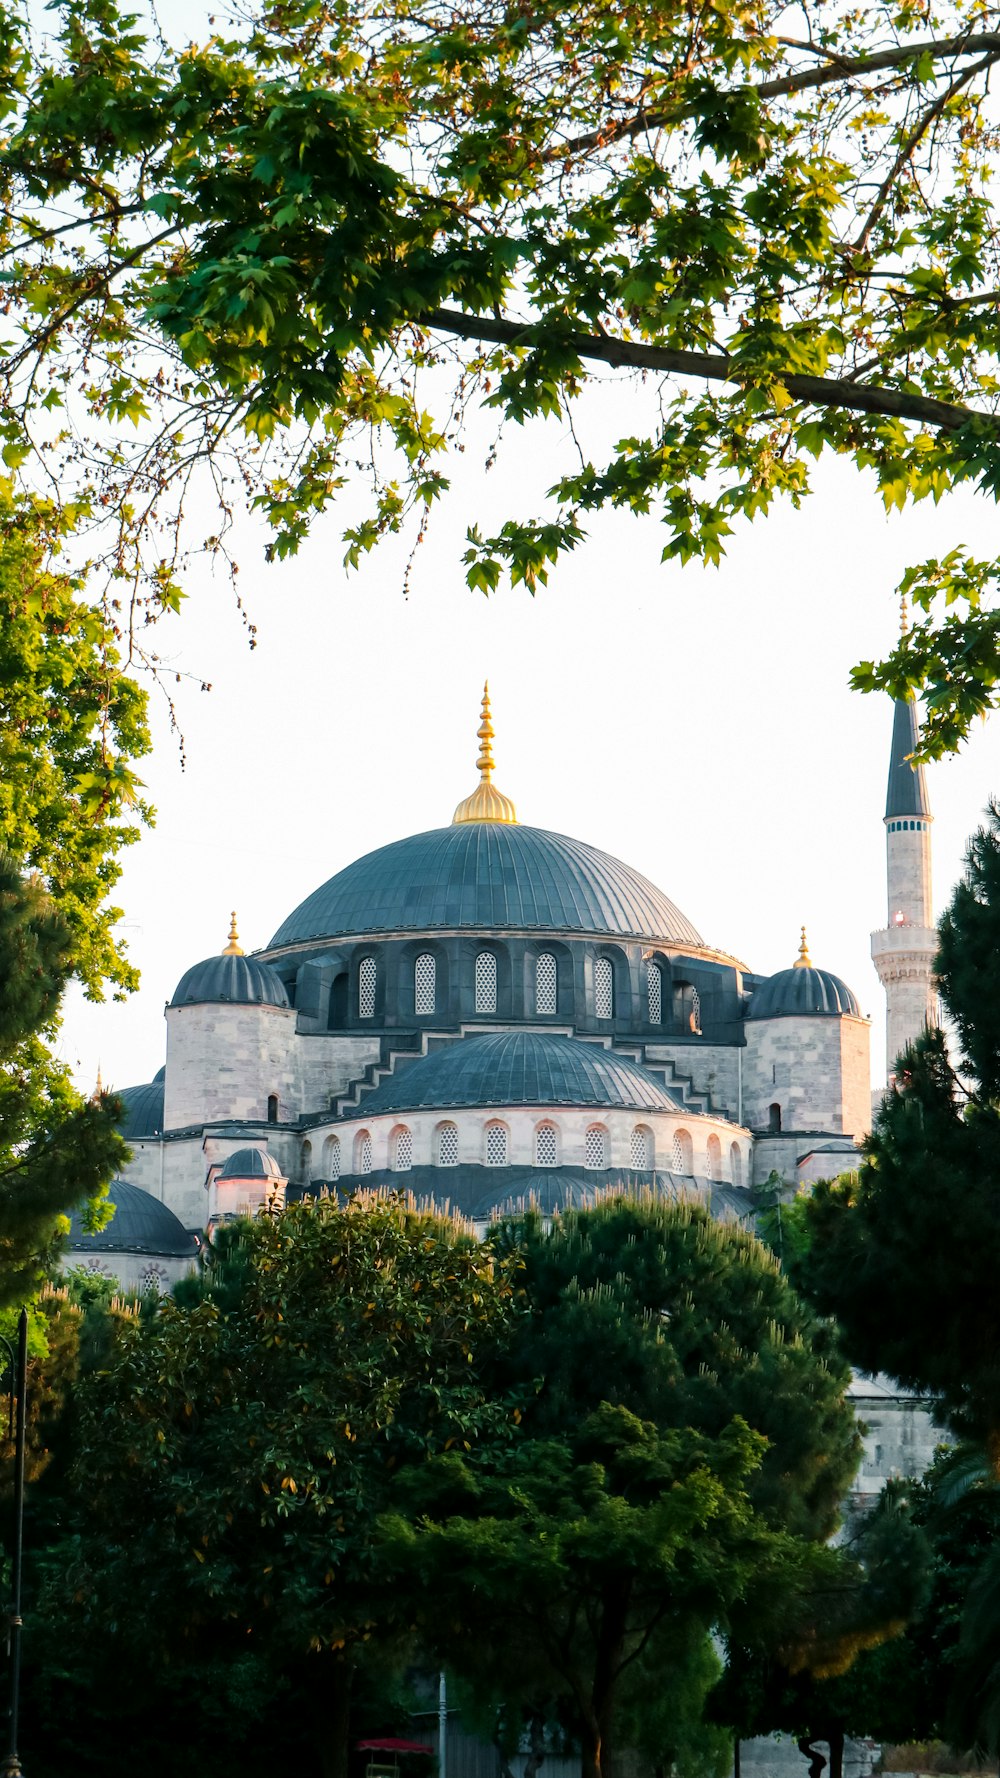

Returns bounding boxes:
[218,1147,284,1179]
[268,824,703,948]
[170,952,290,1009]
[68,1179,199,1257]
[747,966,860,1020]
[116,1079,164,1140]
[342,1031,685,1118]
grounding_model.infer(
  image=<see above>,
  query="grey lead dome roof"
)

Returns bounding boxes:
[341,1030,686,1118]
[170,951,290,1009]
[68,1179,199,1257]
[747,965,861,1020]
[218,1148,285,1180]
[116,1079,164,1140]
[267,824,703,950]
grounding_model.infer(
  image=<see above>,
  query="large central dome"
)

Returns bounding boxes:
[267,823,703,950]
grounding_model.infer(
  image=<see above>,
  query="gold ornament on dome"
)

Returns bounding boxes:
[222,912,244,955]
[452,683,518,825]
[793,926,813,969]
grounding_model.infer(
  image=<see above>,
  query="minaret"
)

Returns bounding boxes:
[870,602,938,1082]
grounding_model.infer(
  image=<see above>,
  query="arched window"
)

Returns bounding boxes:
[437,1121,459,1167]
[691,987,702,1033]
[672,1129,693,1174]
[646,960,663,1025]
[536,952,557,1015]
[301,1139,312,1183]
[355,1129,373,1175]
[267,1094,279,1124]
[595,958,614,1019]
[358,956,377,1020]
[585,1125,608,1169]
[475,951,497,1014]
[393,1126,412,1172]
[630,1125,652,1169]
[768,1102,782,1133]
[730,1142,743,1187]
[485,1122,508,1167]
[707,1134,722,1181]
[414,953,436,1015]
[534,1122,558,1167]
[323,1134,341,1181]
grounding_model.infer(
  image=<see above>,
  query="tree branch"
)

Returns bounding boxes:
[421,307,990,435]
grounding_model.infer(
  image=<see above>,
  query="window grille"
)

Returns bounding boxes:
[707,1135,722,1181]
[646,962,662,1025]
[630,1127,651,1169]
[691,987,701,1031]
[536,952,557,1015]
[437,1122,459,1167]
[730,1143,742,1187]
[325,1135,341,1181]
[485,1123,508,1167]
[595,958,614,1019]
[358,957,377,1019]
[475,951,498,1014]
[415,953,436,1014]
[535,1123,558,1167]
[140,1263,166,1294]
[585,1125,607,1170]
[672,1130,692,1174]
[394,1127,412,1172]
[356,1131,372,1175]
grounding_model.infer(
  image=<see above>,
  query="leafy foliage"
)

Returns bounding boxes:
[5,3,1000,742]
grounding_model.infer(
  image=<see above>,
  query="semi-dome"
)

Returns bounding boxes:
[218,1148,285,1180]
[268,825,703,951]
[170,951,290,1010]
[116,1079,164,1140]
[341,1030,686,1118]
[748,929,860,1021]
[68,1179,199,1258]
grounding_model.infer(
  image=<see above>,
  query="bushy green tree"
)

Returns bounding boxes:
[4,3,1000,743]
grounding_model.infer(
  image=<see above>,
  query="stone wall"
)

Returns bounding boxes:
[742,1015,871,1138]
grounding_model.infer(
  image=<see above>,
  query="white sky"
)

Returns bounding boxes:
[46,0,1000,1098]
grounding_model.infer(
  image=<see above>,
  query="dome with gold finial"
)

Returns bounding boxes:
[452,683,518,826]
[747,930,860,1020]
[169,916,290,1009]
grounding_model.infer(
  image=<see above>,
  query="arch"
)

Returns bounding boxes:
[673,981,702,1034]
[730,1142,743,1187]
[354,1129,373,1175]
[707,1133,722,1181]
[392,1125,412,1173]
[484,1121,509,1167]
[585,1124,608,1170]
[301,1139,313,1183]
[645,958,664,1025]
[358,955,377,1020]
[535,951,558,1015]
[594,957,614,1019]
[768,1102,782,1133]
[414,952,437,1015]
[323,1134,342,1181]
[436,1121,459,1167]
[534,1121,559,1167]
[266,1094,279,1124]
[630,1124,653,1170]
[475,950,498,1014]
[672,1128,693,1175]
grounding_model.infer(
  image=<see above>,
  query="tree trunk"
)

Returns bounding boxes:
[315,1652,355,1778]
[796,1738,826,1778]
[523,1713,546,1778]
[580,1585,630,1778]
[827,1729,844,1778]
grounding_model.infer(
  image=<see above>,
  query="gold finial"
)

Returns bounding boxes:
[452,683,518,825]
[900,593,909,636]
[222,911,244,956]
[793,926,812,969]
[93,1062,104,1100]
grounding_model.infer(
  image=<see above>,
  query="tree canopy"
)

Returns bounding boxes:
[4,0,1000,747]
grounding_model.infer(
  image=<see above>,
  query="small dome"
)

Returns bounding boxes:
[116,1079,165,1140]
[170,952,290,1010]
[341,1031,685,1118]
[747,966,860,1020]
[68,1180,199,1258]
[218,1147,285,1180]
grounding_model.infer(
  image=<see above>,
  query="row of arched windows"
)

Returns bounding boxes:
[350,951,700,1024]
[314,1125,743,1180]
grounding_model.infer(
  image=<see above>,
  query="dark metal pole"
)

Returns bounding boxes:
[1,1308,27,1778]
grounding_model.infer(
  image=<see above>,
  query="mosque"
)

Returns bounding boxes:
[69,679,938,1301]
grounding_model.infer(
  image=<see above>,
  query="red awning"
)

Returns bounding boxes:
[355,1740,433,1755]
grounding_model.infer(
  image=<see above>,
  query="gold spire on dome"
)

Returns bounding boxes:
[222,912,244,956]
[452,683,518,826]
[793,926,813,969]
[901,593,909,636]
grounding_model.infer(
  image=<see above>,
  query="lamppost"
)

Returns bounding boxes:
[0,1310,27,1778]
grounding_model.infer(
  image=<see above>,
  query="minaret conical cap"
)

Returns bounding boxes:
[452,684,518,825]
